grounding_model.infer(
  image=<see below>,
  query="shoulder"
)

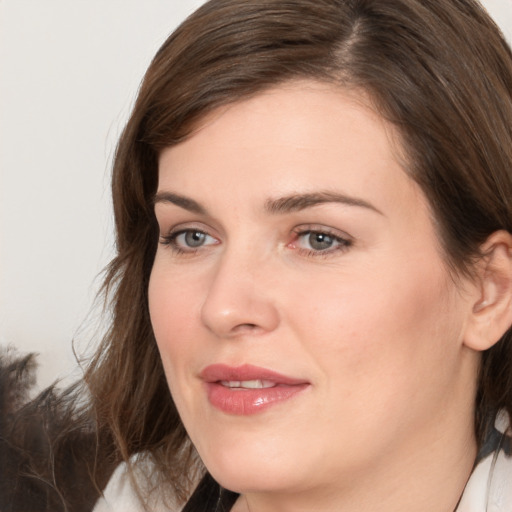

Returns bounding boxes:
[92,455,181,512]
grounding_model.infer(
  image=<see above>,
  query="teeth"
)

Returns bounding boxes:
[220,379,276,389]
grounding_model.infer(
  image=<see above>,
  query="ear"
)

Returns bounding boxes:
[464,230,512,352]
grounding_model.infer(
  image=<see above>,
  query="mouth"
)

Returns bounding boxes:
[219,379,277,389]
[200,364,310,415]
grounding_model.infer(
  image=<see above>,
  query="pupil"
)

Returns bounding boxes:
[185,231,205,247]
[309,233,333,250]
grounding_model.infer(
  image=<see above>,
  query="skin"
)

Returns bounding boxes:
[149,81,484,512]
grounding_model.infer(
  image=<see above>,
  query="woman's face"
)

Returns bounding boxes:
[149,81,478,499]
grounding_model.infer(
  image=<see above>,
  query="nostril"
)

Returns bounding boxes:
[234,323,258,332]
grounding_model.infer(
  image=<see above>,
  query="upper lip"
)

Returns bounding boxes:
[200,364,309,386]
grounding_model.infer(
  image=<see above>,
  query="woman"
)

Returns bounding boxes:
[88,0,512,510]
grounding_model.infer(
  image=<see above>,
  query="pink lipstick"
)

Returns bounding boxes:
[200,364,309,415]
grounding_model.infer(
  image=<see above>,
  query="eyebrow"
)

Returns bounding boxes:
[153,190,383,216]
[264,191,383,215]
[153,192,207,214]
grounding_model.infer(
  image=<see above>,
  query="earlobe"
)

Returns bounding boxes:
[464,231,512,352]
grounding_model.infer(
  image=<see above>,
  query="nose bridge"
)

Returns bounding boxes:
[200,240,279,338]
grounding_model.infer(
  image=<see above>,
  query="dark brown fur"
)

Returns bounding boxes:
[0,348,118,512]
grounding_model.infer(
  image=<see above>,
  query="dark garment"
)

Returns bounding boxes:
[182,473,238,512]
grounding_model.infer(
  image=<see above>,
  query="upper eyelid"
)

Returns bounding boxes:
[162,227,218,243]
[157,221,354,245]
[160,221,216,236]
[155,214,224,238]
[166,225,209,235]
[292,224,353,240]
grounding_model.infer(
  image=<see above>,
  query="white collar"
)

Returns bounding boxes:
[457,410,512,512]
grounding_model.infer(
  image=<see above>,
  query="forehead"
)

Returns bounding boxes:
[166,81,399,157]
[157,81,417,215]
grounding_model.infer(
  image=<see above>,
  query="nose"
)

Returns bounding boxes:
[200,251,280,338]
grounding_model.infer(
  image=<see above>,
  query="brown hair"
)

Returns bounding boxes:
[85,0,512,504]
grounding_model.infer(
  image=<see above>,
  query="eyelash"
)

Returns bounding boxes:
[290,227,353,257]
[159,226,353,257]
[159,228,217,255]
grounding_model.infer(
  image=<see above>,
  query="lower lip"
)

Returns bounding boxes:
[205,382,309,415]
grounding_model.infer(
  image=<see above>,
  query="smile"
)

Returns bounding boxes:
[200,364,310,415]
[220,380,276,389]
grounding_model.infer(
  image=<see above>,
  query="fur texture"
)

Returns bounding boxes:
[0,348,117,512]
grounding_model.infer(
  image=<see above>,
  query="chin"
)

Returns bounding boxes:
[198,440,302,494]
[209,463,295,495]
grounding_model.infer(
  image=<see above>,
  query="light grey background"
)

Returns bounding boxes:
[1,0,511,389]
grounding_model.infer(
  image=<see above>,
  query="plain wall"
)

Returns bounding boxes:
[1,0,511,389]
[0,0,206,388]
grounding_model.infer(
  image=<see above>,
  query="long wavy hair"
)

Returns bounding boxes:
[84,0,512,505]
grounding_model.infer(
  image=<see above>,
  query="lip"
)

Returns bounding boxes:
[200,364,310,415]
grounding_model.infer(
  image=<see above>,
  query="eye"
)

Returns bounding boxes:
[290,227,352,256]
[301,232,337,251]
[176,230,211,248]
[160,228,219,253]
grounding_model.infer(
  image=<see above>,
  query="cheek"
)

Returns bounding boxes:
[289,256,463,406]
[148,267,214,440]
[148,264,203,395]
[148,254,206,342]
[150,278,190,348]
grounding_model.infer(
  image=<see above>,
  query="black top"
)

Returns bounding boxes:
[182,472,239,512]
